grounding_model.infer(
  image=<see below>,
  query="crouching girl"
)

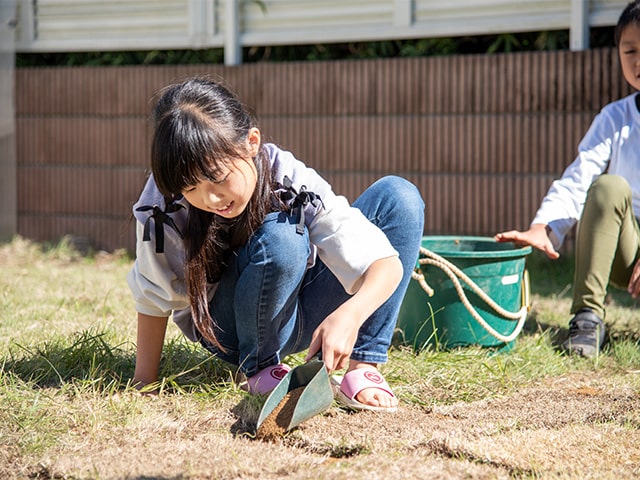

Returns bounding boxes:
[128,77,425,411]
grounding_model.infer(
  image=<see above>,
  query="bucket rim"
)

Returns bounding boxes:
[420,235,532,259]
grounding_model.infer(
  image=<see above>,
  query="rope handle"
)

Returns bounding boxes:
[411,247,531,343]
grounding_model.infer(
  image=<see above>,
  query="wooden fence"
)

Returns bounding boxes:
[15,48,633,253]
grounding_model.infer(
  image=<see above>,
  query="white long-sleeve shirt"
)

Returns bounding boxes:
[127,143,398,340]
[532,93,640,249]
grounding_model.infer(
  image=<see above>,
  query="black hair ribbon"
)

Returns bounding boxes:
[136,202,185,253]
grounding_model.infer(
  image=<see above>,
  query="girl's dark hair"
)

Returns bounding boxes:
[150,77,274,349]
[616,1,640,45]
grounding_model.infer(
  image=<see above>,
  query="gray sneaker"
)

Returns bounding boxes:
[561,308,606,358]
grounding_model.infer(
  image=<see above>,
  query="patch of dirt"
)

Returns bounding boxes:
[268,371,640,478]
[256,386,305,441]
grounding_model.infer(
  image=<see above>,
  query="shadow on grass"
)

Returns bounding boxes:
[527,249,640,344]
[230,394,264,437]
[1,329,281,441]
[0,329,233,392]
[29,461,191,480]
[527,248,640,310]
[525,249,575,297]
[503,294,639,352]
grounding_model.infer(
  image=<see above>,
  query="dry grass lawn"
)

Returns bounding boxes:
[1,238,639,479]
[5,371,638,479]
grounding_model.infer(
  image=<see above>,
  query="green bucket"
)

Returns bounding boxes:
[396,236,532,352]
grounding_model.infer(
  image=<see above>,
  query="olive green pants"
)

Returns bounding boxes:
[572,174,640,318]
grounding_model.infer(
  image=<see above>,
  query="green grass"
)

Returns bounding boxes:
[1,235,640,466]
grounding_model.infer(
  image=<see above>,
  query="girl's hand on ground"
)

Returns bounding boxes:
[132,378,159,396]
[628,259,640,298]
[495,224,560,259]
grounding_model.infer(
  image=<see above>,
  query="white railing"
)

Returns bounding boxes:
[12,0,630,65]
[1,0,17,240]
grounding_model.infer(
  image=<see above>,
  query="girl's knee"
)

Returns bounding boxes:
[365,177,425,246]
[373,176,425,212]
[588,174,631,207]
[248,213,310,266]
[591,174,630,192]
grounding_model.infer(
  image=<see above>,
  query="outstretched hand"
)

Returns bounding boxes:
[495,223,560,260]
[628,258,640,298]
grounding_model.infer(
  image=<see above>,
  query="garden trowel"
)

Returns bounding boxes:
[256,358,333,439]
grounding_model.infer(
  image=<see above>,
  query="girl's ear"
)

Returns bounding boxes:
[247,128,261,157]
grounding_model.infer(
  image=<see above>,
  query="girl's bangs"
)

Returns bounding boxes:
[152,114,246,196]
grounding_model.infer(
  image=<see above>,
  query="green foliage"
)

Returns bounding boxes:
[16,49,225,67]
[4,330,132,388]
[16,28,616,67]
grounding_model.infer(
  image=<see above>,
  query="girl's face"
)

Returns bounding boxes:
[619,22,640,91]
[182,128,260,219]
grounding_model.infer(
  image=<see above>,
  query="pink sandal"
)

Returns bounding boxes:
[331,368,397,412]
[247,364,291,395]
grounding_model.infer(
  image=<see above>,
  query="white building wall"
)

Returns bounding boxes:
[13,0,632,64]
